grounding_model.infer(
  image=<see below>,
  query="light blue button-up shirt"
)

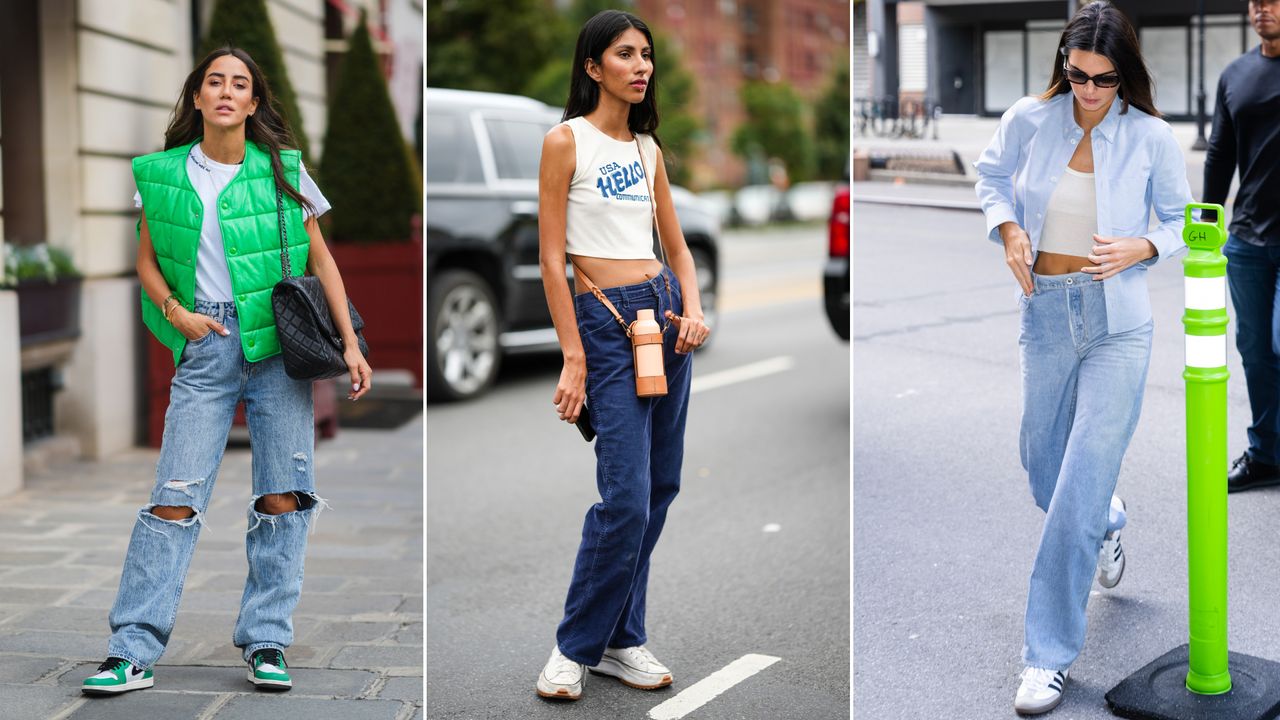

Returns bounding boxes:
[974,92,1193,334]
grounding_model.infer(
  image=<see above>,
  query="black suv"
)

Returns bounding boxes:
[426,88,720,401]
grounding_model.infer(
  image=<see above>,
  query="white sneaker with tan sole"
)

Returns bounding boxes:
[536,646,584,700]
[589,645,673,689]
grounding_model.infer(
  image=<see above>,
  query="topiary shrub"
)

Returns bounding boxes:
[202,0,312,163]
[319,10,419,243]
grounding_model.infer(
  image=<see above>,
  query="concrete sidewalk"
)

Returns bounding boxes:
[855,113,1218,203]
[0,415,423,719]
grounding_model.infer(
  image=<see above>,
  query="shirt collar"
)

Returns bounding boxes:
[1059,94,1123,143]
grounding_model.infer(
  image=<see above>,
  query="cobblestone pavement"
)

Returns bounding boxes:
[0,414,423,720]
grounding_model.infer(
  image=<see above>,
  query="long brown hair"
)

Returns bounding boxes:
[1039,0,1159,117]
[164,46,314,214]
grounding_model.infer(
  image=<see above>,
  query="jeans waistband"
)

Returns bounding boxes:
[194,300,237,322]
[1031,272,1098,293]
[575,266,677,309]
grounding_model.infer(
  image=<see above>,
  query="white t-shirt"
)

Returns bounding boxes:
[134,143,331,302]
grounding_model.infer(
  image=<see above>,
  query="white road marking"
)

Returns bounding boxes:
[895,388,917,399]
[690,356,795,395]
[647,654,782,720]
[763,523,781,533]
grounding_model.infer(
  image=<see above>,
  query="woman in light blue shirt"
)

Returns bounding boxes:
[974,1,1192,714]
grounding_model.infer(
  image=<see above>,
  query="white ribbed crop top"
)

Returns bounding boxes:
[1038,166,1098,257]
[563,116,659,260]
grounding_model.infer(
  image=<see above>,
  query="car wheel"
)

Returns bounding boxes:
[688,246,717,351]
[427,269,501,402]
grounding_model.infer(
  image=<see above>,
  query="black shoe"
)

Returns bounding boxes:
[1227,453,1280,493]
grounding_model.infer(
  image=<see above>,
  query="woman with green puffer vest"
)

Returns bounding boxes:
[82,47,372,697]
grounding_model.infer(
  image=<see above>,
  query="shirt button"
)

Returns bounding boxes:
[248,339,255,348]
[221,202,229,209]
[1051,177,1058,183]
[1037,213,1043,219]
[229,248,237,255]
[238,295,246,302]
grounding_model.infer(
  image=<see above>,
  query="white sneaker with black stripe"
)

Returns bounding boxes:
[1097,497,1126,589]
[1015,666,1067,715]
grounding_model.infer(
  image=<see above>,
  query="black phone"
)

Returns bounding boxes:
[575,401,596,442]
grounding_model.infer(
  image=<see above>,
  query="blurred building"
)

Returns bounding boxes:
[0,0,423,496]
[634,0,850,188]
[861,0,1258,121]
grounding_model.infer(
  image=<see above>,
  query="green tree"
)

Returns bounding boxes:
[426,0,561,94]
[320,11,419,242]
[202,0,311,162]
[814,59,851,180]
[649,33,700,188]
[731,81,816,183]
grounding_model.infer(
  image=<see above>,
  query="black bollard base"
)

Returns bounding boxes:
[1106,644,1280,720]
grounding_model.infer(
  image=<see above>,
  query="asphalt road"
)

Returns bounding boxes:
[853,201,1280,719]
[427,223,851,720]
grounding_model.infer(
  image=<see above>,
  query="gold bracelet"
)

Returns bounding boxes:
[162,294,179,322]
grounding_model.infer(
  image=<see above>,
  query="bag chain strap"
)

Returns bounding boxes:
[277,187,292,279]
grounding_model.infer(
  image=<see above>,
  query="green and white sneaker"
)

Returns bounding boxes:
[248,648,292,691]
[82,657,154,695]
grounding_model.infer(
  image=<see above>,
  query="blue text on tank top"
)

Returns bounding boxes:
[596,160,649,201]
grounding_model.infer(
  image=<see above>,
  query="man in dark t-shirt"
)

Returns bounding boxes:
[1204,0,1280,492]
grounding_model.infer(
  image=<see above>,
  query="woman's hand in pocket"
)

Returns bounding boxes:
[554,355,587,424]
[1000,222,1034,296]
[172,307,228,341]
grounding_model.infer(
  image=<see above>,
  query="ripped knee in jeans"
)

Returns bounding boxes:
[247,491,331,534]
[138,504,204,536]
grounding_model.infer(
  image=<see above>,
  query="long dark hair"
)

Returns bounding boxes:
[164,46,314,214]
[562,10,662,147]
[1040,0,1159,117]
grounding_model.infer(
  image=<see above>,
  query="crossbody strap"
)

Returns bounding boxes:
[635,136,675,329]
[571,261,632,337]
[635,136,669,270]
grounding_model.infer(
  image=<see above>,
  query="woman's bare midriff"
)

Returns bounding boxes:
[570,255,664,294]
[1034,251,1095,276]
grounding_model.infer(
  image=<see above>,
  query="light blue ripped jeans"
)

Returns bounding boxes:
[107,301,326,670]
[1019,273,1148,672]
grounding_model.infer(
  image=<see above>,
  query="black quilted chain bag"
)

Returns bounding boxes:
[271,187,370,381]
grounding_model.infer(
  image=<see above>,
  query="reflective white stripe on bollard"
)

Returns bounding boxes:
[1186,334,1227,369]
[1184,277,1227,311]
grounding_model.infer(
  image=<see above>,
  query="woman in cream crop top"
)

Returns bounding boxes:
[532,10,712,700]
[562,115,659,259]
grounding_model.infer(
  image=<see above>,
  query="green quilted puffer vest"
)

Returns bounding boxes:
[133,139,310,366]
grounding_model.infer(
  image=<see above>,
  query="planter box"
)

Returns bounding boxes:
[16,277,82,347]
[328,217,423,388]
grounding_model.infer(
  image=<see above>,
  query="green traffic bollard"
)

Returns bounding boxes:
[1106,204,1280,719]
[1181,203,1231,695]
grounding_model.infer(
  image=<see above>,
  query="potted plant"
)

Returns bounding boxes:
[2,242,83,346]
[320,10,423,387]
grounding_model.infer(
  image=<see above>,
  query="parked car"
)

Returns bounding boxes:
[426,87,720,402]
[824,168,850,341]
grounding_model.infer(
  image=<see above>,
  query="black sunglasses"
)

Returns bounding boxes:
[1062,61,1120,89]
